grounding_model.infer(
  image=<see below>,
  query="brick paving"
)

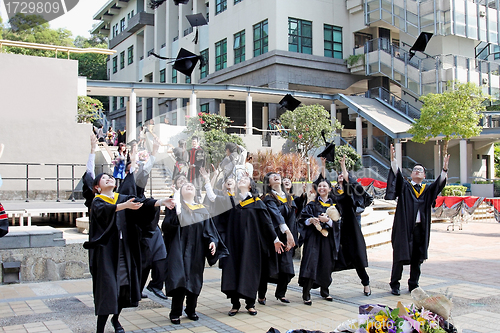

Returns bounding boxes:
[0,218,499,332]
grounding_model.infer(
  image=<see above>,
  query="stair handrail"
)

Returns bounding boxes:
[361,155,390,180]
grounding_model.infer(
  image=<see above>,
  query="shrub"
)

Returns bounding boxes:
[253,151,319,182]
[441,185,467,196]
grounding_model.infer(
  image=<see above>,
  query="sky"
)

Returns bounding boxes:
[0,0,109,38]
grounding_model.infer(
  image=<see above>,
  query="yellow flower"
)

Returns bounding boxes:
[375,314,388,322]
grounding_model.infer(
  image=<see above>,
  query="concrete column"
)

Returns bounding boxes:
[189,90,197,117]
[434,141,441,177]
[335,111,342,145]
[246,93,253,135]
[127,89,137,142]
[356,116,363,156]
[330,103,336,125]
[262,104,269,135]
[177,98,185,126]
[460,139,468,184]
[395,140,402,170]
[367,123,373,150]
[220,101,226,117]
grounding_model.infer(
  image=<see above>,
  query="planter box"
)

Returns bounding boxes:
[471,183,494,198]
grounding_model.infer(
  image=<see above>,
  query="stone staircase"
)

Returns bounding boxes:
[361,199,395,248]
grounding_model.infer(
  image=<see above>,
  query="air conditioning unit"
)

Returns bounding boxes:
[479,10,486,17]
[482,77,489,84]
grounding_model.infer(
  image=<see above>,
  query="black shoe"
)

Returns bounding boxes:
[147,286,168,300]
[141,293,148,299]
[115,327,125,333]
[277,297,290,303]
[257,298,266,305]
[364,286,372,296]
[391,287,401,296]
[323,295,333,301]
[247,308,258,315]
[303,299,312,306]
[185,311,199,321]
[170,317,181,325]
[409,285,418,293]
[228,308,239,316]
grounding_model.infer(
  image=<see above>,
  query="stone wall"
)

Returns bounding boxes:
[0,243,89,283]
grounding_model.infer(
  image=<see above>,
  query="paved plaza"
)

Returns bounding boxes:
[0,215,498,332]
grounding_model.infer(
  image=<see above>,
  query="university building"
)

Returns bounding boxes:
[91,0,500,186]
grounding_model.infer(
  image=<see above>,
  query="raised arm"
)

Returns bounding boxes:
[340,155,349,182]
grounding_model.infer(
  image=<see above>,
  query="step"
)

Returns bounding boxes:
[361,209,389,226]
[362,215,393,237]
[364,230,392,248]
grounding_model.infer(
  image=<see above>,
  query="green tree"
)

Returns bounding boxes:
[77,96,103,124]
[326,144,362,172]
[408,81,488,155]
[495,143,500,178]
[279,104,343,158]
[71,34,108,80]
[184,113,244,167]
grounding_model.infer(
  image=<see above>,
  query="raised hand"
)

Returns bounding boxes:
[125,198,143,210]
[90,133,98,154]
[390,144,396,162]
[443,153,450,171]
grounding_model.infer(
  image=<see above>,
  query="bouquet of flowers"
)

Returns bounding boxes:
[356,302,448,333]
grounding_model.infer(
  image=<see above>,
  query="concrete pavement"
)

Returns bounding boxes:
[0,217,499,332]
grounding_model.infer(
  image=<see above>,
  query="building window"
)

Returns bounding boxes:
[253,19,268,57]
[215,0,227,14]
[120,97,124,108]
[185,76,191,83]
[215,38,227,71]
[160,69,166,83]
[288,17,312,54]
[234,30,245,64]
[120,51,125,69]
[112,56,117,73]
[172,111,177,125]
[120,18,125,32]
[172,68,177,83]
[112,97,117,111]
[324,24,342,59]
[354,32,372,49]
[128,46,134,65]
[200,49,209,79]
[494,45,500,60]
[200,103,209,113]
[114,24,119,37]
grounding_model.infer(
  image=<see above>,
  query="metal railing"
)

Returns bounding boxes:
[362,155,390,180]
[0,162,170,202]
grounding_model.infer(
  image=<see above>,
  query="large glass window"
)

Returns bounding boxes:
[127,46,134,65]
[324,24,342,59]
[215,0,227,14]
[160,69,166,83]
[200,103,209,113]
[112,97,117,111]
[120,51,125,69]
[120,18,125,32]
[200,49,209,79]
[172,68,177,83]
[253,19,268,57]
[112,56,117,73]
[120,97,124,108]
[288,17,312,54]
[215,38,227,71]
[234,30,245,64]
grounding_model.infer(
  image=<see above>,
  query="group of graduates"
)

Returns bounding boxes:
[81,133,450,333]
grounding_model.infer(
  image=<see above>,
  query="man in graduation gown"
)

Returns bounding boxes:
[385,144,449,295]
[188,136,205,200]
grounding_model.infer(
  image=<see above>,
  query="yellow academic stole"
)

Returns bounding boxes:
[411,183,426,198]
[185,202,205,211]
[95,193,119,204]
[239,197,261,207]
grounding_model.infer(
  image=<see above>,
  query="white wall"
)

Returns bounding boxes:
[0,53,91,193]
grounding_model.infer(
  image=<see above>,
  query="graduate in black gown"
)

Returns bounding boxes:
[221,176,285,316]
[258,172,297,304]
[83,173,174,333]
[298,175,341,305]
[331,155,371,296]
[162,182,228,325]
[283,177,308,217]
[385,144,449,295]
[201,169,237,244]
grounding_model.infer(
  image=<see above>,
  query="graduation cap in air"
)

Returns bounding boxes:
[279,94,301,111]
[409,32,433,60]
[174,0,190,4]
[317,130,336,163]
[186,13,208,44]
[173,48,203,77]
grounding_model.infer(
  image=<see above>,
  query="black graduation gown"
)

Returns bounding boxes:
[332,178,369,271]
[202,189,236,243]
[298,199,341,289]
[385,168,446,264]
[83,194,158,315]
[262,194,298,279]
[162,204,228,296]
[221,196,279,300]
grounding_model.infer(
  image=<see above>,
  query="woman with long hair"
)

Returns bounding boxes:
[84,173,173,333]
[113,143,127,186]
[258,172,297,304]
